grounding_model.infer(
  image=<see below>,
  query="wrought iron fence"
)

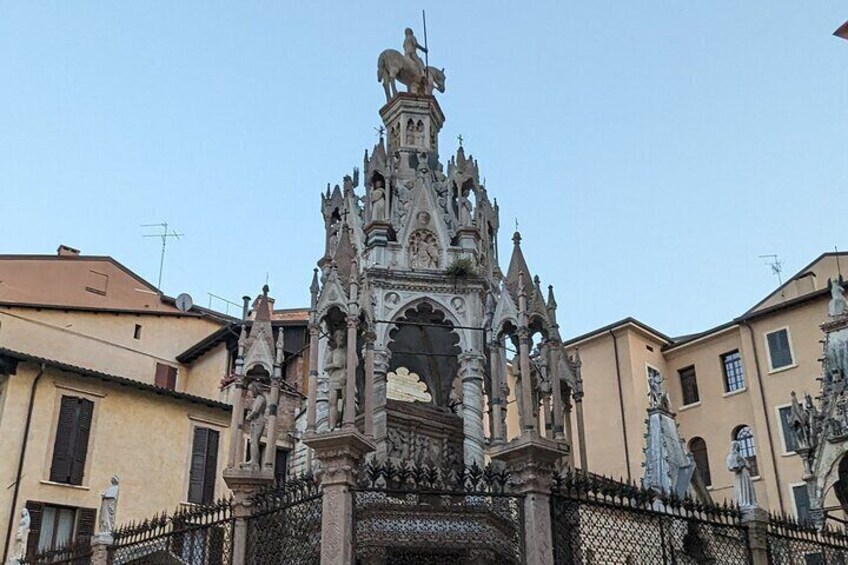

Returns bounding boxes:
[766,512,848,564]
[108,497,233,565]
[245,474,323,565]
[21,537,92,565]
[551,470,752,564]
[353,460,524,564]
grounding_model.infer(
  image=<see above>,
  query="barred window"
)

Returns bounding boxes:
[733,425,759,477]
[721,350,745,392]
[678,366,699,406]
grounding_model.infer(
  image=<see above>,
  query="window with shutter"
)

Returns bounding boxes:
[793,484,812,525]
[188,427,220,504]
[155,363,177,390]
[275,448,288,487]
[678,366,699,406]
[766,329,794,370]
[50,396,94,485]
[75,508,97,544]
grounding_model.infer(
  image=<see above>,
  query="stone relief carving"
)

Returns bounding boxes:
[387,427,460,468]
[408,229,440,269]
[450,296,466,316]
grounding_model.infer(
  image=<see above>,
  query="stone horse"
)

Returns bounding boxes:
[377,49,445,102]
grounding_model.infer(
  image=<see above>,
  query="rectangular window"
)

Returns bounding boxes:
[155,363,177,390]
[779,406,799,453]
[50,396,94,485]
[767,329,794,370]
[188,427,219,505]
[678,366,699,406]
[133,324,142,340]
[721,350,745,392]
[792,484,812,525]
[24,501,96,557]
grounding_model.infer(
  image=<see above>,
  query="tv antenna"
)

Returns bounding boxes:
[142,222,184,292]
[758,254,784,285]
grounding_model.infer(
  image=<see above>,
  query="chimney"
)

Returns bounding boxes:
[57,245,80,257]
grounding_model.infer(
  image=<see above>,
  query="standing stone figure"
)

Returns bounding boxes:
[370,180,386,221]
[788,391,810,450]
[324,329,347,428]
[11,509,30,561]
[98,475,120,534]
[829,278,848,317]
[648,370,670,412]
[245,382,268,466]
[458,192,473,227]
[727,440,758,509]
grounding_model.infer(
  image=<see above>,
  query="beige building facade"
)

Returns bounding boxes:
[565,252,848,522]
[0,247,309,561]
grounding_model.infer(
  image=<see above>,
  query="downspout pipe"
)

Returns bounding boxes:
[3,363,45,562]
[742,321,785,512]
[610,330,632,482]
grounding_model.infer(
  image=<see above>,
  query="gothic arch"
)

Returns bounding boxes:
[385,299,464,407]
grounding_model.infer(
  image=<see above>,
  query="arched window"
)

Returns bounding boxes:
[689,437,711,487]
[733,425,759,477]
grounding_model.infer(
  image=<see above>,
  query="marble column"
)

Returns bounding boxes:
[548,344,565,440]
[518,327,535,435]
[362,335,376,438]
[488,340,506,446]
[227,378,246,467]
[459,352,486,467]
[573,387,588,471]
[306,325,320,432]
[343,316,358,429]
[371,348,391,460]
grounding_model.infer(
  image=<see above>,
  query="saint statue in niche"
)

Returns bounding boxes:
[370,179,387,222]
[458,191,473,227]
[324,328,347,428]
[408,229,440,269]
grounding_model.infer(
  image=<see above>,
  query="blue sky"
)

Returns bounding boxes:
[1,2,846,336]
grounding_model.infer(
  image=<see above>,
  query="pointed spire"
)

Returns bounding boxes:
[310,268,320,310]
[547,284,558,310]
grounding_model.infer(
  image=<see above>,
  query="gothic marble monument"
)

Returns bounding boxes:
[301,32,578,471]
[788,277,848,527]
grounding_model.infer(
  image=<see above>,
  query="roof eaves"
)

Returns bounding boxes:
[0,347,230,411]
[564,317,673,348]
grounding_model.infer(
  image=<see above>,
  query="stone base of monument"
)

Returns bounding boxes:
[304,428,375,565]
[490,434,569,565]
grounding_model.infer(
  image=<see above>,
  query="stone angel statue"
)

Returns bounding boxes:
[98,475,120,534]
[727,440,758,509]
[11,508,30,561]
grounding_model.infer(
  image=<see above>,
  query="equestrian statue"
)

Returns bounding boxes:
[377,27,446,101]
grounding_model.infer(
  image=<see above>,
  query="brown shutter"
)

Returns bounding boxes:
[203,430,219,504]
[50,397,78,483]
[188,427,208,504]
[69,399,94,485]
[75,508,97,543]
[155,363,178,390]
[24,501,44,558]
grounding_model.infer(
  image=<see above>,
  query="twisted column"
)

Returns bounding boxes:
[459,352,486,467]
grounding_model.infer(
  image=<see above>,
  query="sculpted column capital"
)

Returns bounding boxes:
[373,348,391,374]
[458,352,485,380]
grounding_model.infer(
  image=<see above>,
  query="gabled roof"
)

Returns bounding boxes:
[564,317,674,348]
[177,314,309,364]
[0,346,229,410]
[743,252,848,315]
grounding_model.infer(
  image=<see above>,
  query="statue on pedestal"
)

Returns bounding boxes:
[10,508,30,562]
[377,29,446,101]
[727,440,758,509]
[98,475,120,534]
[245,382,268,466]
[648,370,671,412]
[458,192,473,227]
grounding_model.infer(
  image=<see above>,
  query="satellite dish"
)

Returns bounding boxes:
[175,293,194,312]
